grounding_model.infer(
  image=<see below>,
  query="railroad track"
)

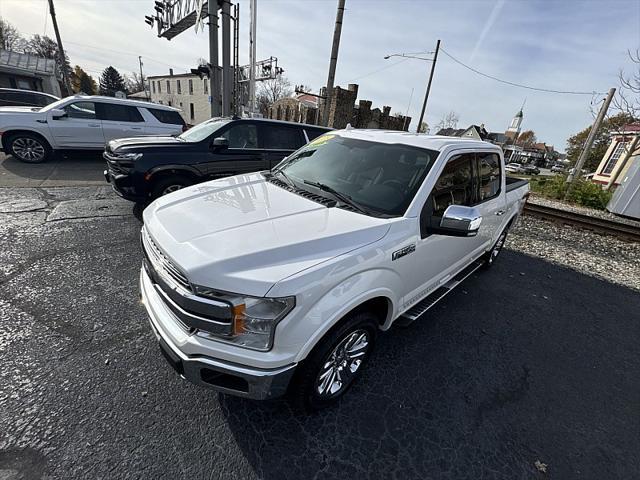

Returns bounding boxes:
[522,203,640,242]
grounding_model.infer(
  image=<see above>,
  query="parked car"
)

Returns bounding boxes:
[0,95,186,163]
[0,88,59,108]
[104,117,331,202]
[139,131,530,411]
[551,164,566,173]
[522,164,540,175]
[505,162,524,173]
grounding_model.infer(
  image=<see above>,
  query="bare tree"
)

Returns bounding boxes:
[613,49,640,118]
[0,19,26,52]
[256,76,293,116]
[124,72,147,94]
[516,130,537,146]
[418,121,429,134]
[435,111,459,131]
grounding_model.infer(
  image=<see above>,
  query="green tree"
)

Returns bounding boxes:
[565,112,635,172]
[99,66,127,96]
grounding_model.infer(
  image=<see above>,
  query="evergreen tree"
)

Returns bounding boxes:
[99,66,127,96]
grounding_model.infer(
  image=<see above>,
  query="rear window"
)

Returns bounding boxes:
[97,103,144,122]
[262,124,304,150]
[0,91,45,107]
[147,108,185,125]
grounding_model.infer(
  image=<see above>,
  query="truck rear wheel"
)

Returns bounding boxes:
[288,311,377,412]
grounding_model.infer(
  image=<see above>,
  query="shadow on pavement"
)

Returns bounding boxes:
[0,151,105,186]
[218,250,640,479]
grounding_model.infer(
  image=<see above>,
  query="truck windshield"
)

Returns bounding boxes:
[275,134,439,216]
[178,119,229,142]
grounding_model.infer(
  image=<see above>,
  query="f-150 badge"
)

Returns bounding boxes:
[392,244,416,261]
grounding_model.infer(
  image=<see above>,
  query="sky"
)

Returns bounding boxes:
[1,0,639,152]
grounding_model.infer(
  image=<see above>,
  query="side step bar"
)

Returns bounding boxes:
[397,259,485,326]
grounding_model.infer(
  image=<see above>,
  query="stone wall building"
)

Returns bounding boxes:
[148,69,211,125]
[267,83,410,131]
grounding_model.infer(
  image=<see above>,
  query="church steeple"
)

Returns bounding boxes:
[505,100,525,138]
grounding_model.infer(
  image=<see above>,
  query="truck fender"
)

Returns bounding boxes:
[147,164,201,179]
[290,269,402,363]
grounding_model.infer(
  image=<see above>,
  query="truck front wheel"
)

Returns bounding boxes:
[289,312,378,412]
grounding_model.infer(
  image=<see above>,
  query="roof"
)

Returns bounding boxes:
[0,87,59,99]
[203,116,333,130]
[127,91,150,99]
[436,127,466,136]
[332,129,501,152]
[0,49,57,76]
[147,72,199,80]
[65,95,180,111]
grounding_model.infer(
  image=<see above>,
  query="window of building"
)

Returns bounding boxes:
[177,80,181,94]
[478,152,501,201]
[189,103,195,121]
[203,79,208,94]
[602,141,627,175]
[166,80,171,94]
[158,81,161,93]
[64,101,97,119]
[222,124,258,149]
[168,101,172,107]
[152,81,156,94]
[189,79,193,95]
[97,103,144,122]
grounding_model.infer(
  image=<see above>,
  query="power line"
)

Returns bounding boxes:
[440,47,605,96]
[345,57,409,83]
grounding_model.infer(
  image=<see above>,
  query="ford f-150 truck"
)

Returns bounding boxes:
[140,130,529,411]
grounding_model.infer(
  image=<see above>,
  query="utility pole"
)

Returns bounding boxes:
[138,56,148,101]
[248,0,257,115]
[322,0,346,127]
[221,0,232,116]
[47,0,71,95]
[565,87,616,198]
[208,0,221,117]
[417,39,440,133]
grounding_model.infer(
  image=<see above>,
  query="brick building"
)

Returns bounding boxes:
[267,83,410,131]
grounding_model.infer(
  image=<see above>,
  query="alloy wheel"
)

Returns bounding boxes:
[13,138,45,162]
[161,184,184,195]
[315,329,370,398]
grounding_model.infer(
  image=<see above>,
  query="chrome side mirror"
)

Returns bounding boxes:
[438,205,482,237]
[50,108,67,119]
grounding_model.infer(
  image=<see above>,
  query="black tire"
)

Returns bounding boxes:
[288,311,378,412]
[150,174,193,199]
[7,133,52,163]
[482,222,511,268]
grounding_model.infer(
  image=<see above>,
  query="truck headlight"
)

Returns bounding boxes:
[195,287,295,351]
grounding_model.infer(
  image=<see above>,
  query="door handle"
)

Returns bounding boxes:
[88,123,101,127]
[130,127,142,130]
[495,210,505,216]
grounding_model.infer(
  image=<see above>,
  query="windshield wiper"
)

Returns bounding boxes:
[303,180,369,215]
[273,169,295,188]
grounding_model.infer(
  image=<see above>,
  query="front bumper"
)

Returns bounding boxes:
[140,267,296,400]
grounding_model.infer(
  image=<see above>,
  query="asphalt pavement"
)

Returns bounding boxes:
[0,159,639,479]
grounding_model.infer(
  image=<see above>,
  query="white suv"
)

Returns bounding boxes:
[0,95,186,163]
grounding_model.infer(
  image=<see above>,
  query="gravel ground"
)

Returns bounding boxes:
[507,214,640,291]
[527,193,640,228]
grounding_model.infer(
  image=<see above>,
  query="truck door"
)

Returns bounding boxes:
[397,153,489,308]
[198,122,268,178]
[474,151,507,243]
[97,103,146,141]
[47,101,104,148]
[259,123,306,168]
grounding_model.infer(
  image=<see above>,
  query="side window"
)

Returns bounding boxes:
[64,101,97,119]
[430,154,475,217]
[222,124,258,149]
[97,103,144,122]
[262,125,303,150]
[478,152,501,201]
[147,108,185,125]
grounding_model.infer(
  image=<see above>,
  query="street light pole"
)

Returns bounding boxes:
[417,39,440,133]
[47,0,72,95]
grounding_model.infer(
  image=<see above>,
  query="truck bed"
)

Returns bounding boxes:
[506,176,528,192]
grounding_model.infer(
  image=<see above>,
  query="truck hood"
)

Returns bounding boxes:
[109,136,182,151]
[143,172,391,297]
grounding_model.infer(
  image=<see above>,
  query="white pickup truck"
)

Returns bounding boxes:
[140,130,529,411]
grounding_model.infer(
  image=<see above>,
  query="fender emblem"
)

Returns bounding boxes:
[392,244,415,261]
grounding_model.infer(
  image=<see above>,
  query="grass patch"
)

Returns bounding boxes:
[528,175,612,210]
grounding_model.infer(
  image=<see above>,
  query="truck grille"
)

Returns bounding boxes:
[141,227,191,292]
